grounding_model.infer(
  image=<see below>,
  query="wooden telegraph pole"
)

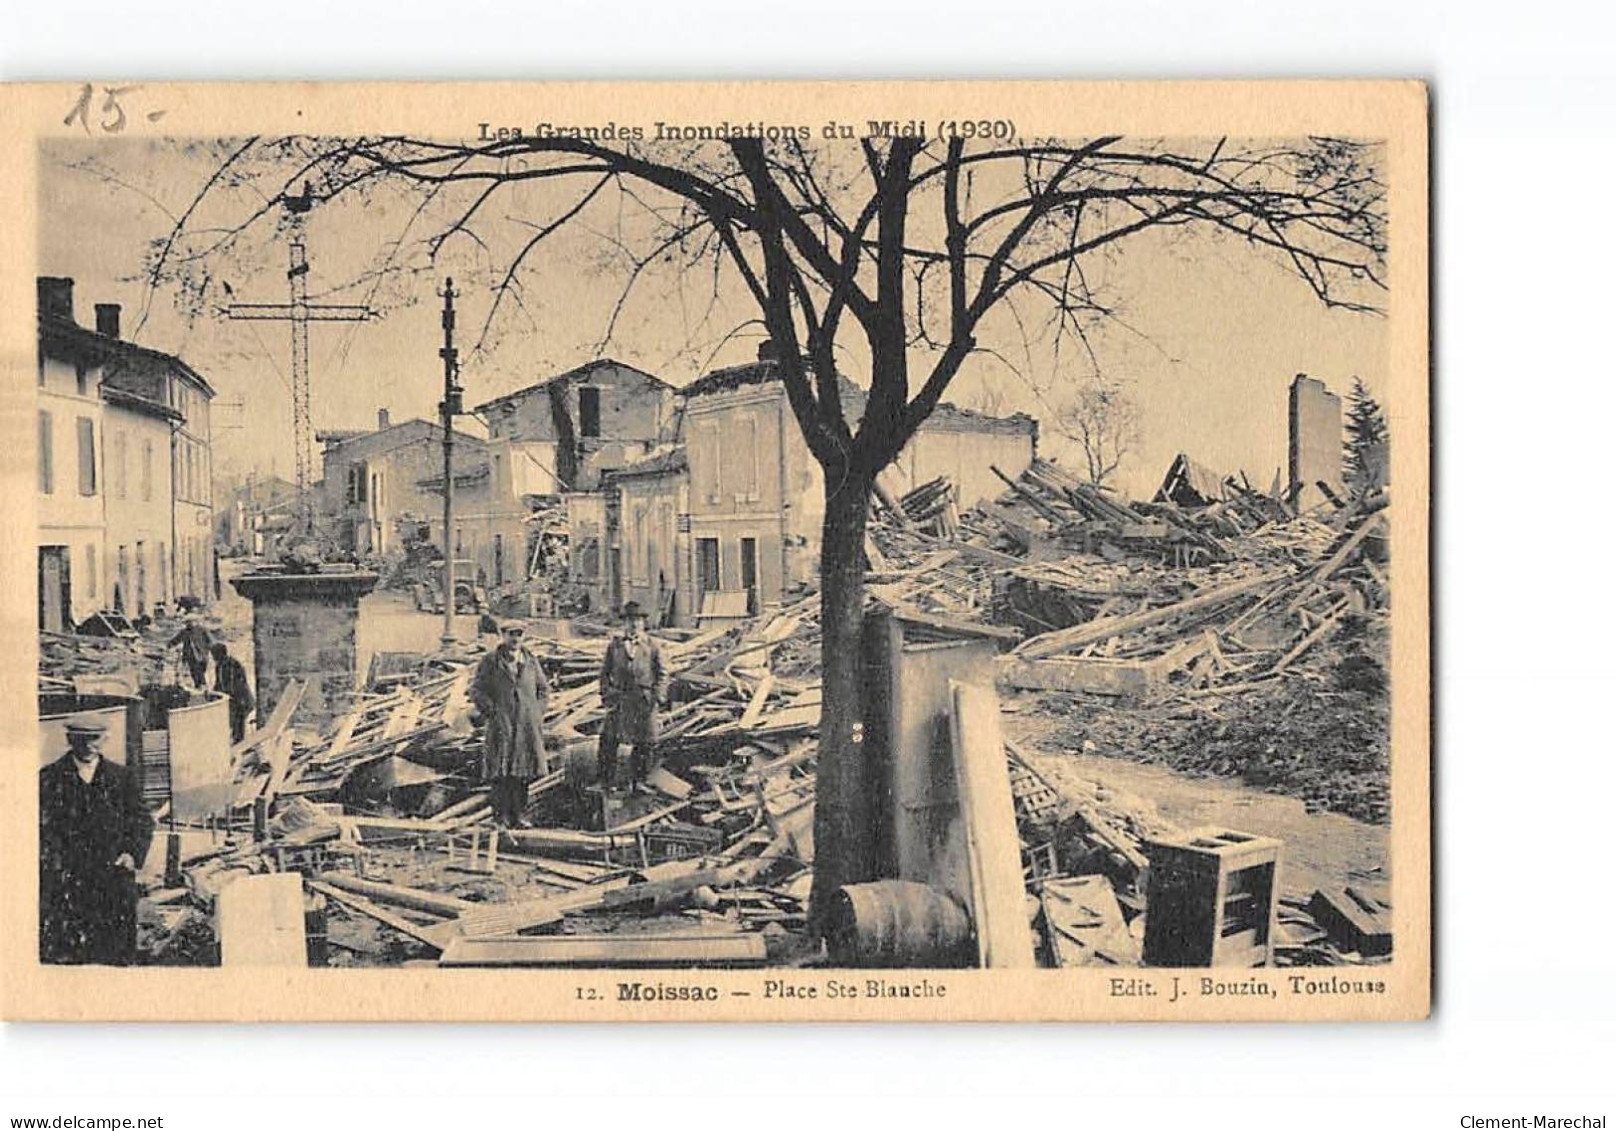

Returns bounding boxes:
[439,278,462,645]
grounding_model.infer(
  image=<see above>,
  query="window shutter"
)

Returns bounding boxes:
[38,412,52,494]
[76,417,96,496]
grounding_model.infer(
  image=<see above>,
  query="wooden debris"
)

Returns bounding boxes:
[1308,887,1393,957]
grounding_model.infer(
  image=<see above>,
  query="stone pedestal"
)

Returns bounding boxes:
[231,568,379,729]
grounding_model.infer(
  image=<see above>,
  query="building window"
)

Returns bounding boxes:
[75,362,89,396]
[76,417,96,496]
[114,430,128,499]
[142,439,153,501]
[38,411,53,495]
[729,413,760,500]
[135,541,147,616]
[579,387,601,438]
[85,543,97,600]
[346,464,369,506]
[695,422,722,503]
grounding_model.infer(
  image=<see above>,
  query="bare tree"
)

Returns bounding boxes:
[961,379,1010,419]
[130,132,1387,927]
[1053,375,1140,487]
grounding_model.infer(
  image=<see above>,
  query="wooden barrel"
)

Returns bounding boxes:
[825,880,973,968]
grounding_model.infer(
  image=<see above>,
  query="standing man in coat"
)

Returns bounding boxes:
[167,614,213,689]
[211,641,256,744]
[39,718,155,965]
[470,620,550,828]
[597,601,669,791]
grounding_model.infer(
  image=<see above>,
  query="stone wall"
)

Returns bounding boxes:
[233,570,378,728]
[1288,374,1343,510]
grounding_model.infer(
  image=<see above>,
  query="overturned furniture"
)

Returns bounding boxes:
[1142,826,1282,968]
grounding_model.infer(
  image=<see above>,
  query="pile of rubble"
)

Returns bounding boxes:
[869,460,1392,824]
[44,454,1393,973]
[136,604,829,968]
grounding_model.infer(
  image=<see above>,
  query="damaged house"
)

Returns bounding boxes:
[588,343,1039,625]
[473,359,676,493]
[318,411,529,588]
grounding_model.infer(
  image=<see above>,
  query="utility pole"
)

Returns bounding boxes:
[439,278,463,645]
[226,183,370,537]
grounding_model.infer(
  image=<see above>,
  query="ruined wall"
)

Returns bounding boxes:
[1288,374,1343,511]
[891,423,1036,509]
[482,363,673,489]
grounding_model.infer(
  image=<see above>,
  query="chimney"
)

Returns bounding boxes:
[757,339,781,364]
[95,303,121,339]
[377,408,391,431]
[37,277,74,323]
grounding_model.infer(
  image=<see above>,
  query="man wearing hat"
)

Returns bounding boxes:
[597,600,669,791]
[39,717,155,965]
[167,614,213,689]
[470,619,550,828]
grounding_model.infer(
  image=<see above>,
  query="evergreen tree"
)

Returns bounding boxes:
[1344,376,1390,495]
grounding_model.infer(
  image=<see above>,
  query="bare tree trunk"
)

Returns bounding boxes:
[808,467,876,932]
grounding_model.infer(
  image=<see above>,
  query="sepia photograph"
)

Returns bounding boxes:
[2,80,1428,1020]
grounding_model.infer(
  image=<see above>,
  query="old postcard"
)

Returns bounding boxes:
[0,80,1429,1021]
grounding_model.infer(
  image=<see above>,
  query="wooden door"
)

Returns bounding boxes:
[696,537,720,605]
[740,536,758,615]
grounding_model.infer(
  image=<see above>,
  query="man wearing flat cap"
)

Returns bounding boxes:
[39,717,155,965]
[597,600,669,791]
[470,619,550,828]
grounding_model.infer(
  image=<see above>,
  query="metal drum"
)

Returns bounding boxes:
[825,880,973,968]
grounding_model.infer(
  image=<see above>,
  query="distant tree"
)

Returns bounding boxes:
[126,132,1386,928]
[1344,376,1389,495]
[1054,375,1140,487]
[962,379,1010,419]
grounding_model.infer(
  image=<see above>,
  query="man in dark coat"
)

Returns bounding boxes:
[168,615,212,689]
[597,601,669,791]
[39,718,155,965]
[470,620,550,827]
[211,641,256,744]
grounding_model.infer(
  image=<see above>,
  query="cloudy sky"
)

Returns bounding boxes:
[38,136,1388,500]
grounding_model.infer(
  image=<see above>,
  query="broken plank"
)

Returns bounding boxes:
[315,872,475,918]
[230,678,304,762]
[307,880,455,953]
[1016,571,1284,660]
[949,681,1037,969]
[1295,514,1388,600]
[1269,602,1349,675]
[736,674,776,730]
[997,633,1214,697]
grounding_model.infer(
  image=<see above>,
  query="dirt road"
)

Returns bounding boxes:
[1007,708,1390,905]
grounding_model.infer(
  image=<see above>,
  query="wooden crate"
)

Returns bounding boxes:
[1142,826,1281,968]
